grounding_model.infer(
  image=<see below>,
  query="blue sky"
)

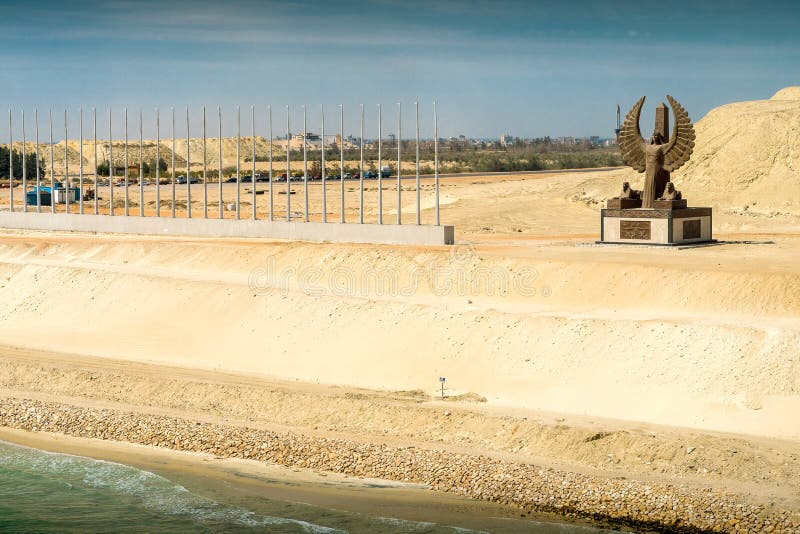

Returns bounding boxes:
[1,0,798,139]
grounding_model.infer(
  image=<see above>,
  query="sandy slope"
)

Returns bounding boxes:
[0,227,797,440]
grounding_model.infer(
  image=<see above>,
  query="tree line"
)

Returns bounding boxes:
[0,147,45,179]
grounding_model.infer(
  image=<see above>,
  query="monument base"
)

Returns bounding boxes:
[599,207,712,246]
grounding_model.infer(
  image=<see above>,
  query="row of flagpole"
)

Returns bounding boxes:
[5,103,440,225]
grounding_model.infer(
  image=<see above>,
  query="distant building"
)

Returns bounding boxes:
[500,133,515,147]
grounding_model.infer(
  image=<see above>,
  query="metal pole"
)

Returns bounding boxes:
[21,110,26,213]
[79,108,83,215]
[186,107,191,219]
[107,109,112,216]
[218,107,222,219]
[415,101,420,225]
[378,104,382,224]
[321,104,326,223]
[36,109,41,213]
[285,105,290,221]
[251,105,256,220]
[397,102,401,225]
[303,105,308,222]
[124,107,128,216]
[203,106,207,218]
[64,109,69,214]
[434,100,439,226]
[340,104,344,223]
[48,111,56,212]
[138,108,143,216]
[268,105,273,221]
[236,105,240,220]
[8,110,12,212]
[93,108,97,214]
[359,104,364,224]
[155,108,160,217]
[171,107,175,218]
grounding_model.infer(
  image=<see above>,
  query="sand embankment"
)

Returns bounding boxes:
[1,346,798,532]
[0,232,798,438]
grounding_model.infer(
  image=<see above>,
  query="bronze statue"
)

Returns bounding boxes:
[617,181,641,199]
[659,181,682,200]
[618,96,695,208]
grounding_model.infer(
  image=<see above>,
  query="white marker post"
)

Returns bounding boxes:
[321,104,326,223]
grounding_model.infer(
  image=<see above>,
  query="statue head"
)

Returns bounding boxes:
[664,182,675,194]
[650,131,665,145]
[622,181,630,191]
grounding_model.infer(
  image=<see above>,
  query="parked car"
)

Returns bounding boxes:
[363,171,378,180]
[380,165,392,178]
[241,175,253,183]
[255,175,270,182]
[176,175,187,184]
[225,177,237,183]
[343,173,352,180]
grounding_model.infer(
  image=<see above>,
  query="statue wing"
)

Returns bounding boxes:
[662,95,695,172]
[618,96,647,173]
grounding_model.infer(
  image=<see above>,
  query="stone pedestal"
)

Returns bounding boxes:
[599,206,713,246]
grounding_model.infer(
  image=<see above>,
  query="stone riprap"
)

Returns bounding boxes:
[0,398,795,533]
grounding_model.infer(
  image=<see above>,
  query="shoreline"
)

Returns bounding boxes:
[0,427,561,534]
[0,396,795,533]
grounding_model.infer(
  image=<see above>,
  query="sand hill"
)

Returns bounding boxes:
[677,86,800,215]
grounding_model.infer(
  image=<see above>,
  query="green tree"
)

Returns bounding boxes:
[96,160,110,177]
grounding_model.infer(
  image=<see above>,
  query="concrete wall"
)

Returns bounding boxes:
[0,212,455,246]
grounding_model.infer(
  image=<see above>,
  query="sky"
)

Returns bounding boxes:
[1,0,799,139]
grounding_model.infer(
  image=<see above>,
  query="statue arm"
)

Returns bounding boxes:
[618,96,647,173]
[662,95,695,172]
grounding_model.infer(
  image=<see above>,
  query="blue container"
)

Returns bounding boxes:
[26,188,52,206]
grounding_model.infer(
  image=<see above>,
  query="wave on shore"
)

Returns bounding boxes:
[0,440,343,533]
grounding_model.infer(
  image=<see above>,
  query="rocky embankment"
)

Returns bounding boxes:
[0,397,795,533]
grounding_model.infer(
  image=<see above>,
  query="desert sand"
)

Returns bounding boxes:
[0,89,799,531]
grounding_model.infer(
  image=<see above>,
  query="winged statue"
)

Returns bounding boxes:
[617,95,695,208]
